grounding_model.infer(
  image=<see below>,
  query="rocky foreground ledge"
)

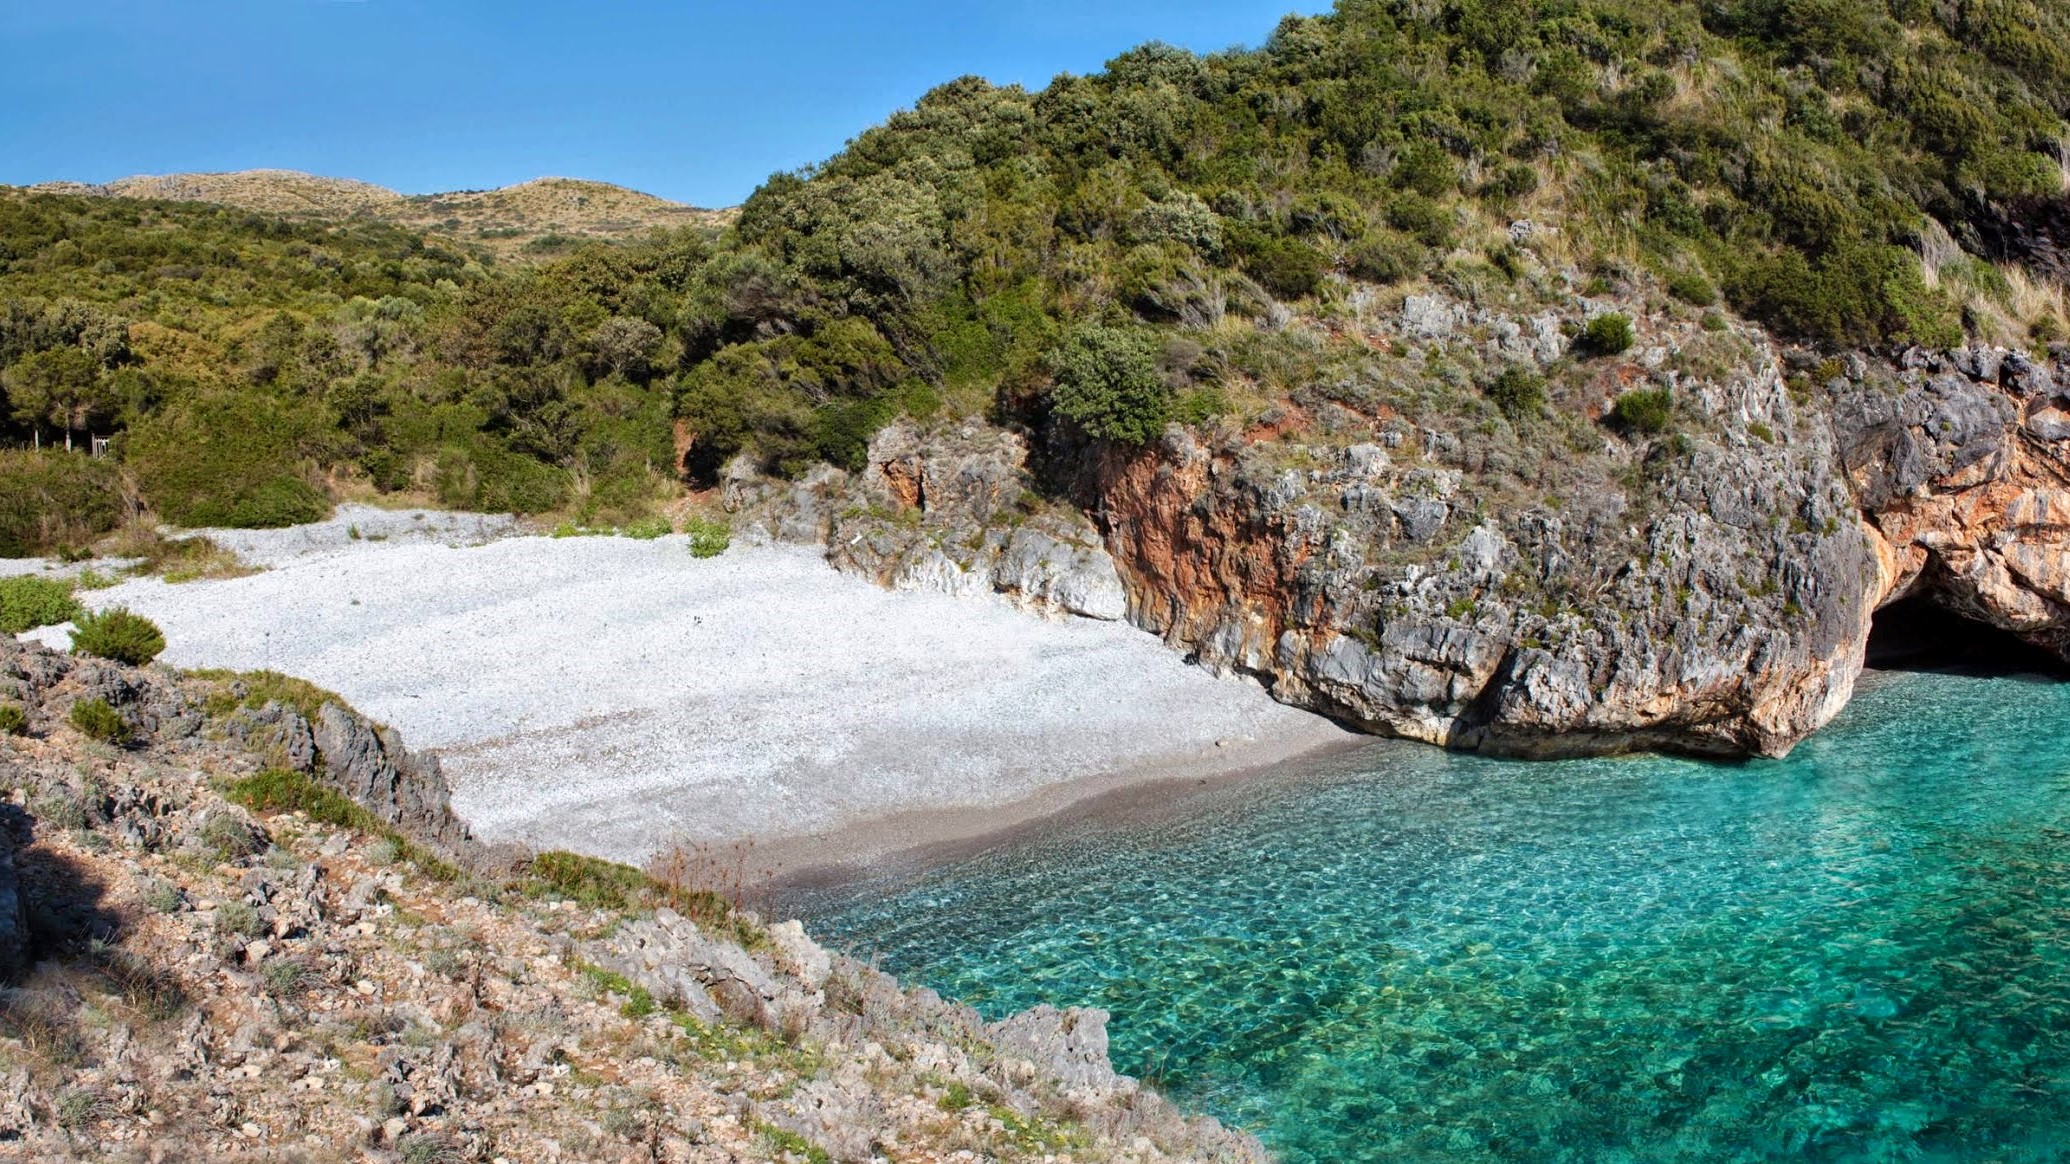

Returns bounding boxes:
[0,637,1260,1163]
[733,296,2070,760]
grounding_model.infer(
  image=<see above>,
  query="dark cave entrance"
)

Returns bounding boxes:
[1865,594,2070,678]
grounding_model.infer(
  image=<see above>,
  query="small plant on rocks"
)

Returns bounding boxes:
[31,785,93,830]
[1610,388,1675,435]
[0,704,27,736]
[67,698,132,746]
[198,811,266,860]
[55,1087,106,1130]
[141,878,184,914]
[398,1132,463,1164]
[71,607,167,665]
[262,958,312,998]
[215,900,264,938]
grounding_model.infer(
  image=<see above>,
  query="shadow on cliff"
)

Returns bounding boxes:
[1,802,126,984]
[1866,595,2070,679]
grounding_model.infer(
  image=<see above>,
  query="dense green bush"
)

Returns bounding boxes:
[1610,388,1675,434]
[1582,314,1637,357]
[1667,272,1718,307]
[71,607,166,665]
[1487,367,1548,421]
[0,575,81,634]
[1045,325,1171,445]
[0,704,26,736]
[0,450,124,558]
[68,698,131,746]
[127,397,329,529]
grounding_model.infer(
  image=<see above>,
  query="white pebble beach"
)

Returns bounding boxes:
[25,507,1347,872]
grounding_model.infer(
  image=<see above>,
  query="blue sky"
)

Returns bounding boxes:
[1,1,1327,207]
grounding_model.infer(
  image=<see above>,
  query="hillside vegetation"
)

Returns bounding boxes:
[3,0,2067,553]
[34,170,731,261]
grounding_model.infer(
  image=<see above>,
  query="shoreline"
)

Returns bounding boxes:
[750,719,1363,900]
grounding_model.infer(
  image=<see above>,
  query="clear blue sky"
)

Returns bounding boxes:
[2,1,1327,208]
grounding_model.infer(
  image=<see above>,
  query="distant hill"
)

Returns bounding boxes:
[30,169,732,260]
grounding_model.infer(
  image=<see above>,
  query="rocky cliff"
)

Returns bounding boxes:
[0,638,1262,1162]
[733,293,2070,760]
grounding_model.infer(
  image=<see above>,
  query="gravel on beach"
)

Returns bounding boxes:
[48,506,1340,865]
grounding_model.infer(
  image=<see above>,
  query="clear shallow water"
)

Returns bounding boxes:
[790,671,2070,1163]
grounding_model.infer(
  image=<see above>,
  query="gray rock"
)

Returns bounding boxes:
[986,1005,1123,1094]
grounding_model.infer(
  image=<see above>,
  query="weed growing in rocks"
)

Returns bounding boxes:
[67,698,131,746]
[198,811,266,861]
[0,704,26,736]
[140,878,183,914]
[215,901,263,939]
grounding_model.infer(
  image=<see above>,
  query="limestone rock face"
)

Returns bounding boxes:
[311,704,477,859]
[1831,347,2070,653]
[725,293,2070,759]
[731,418,1133,621]
[1073,304,1878,758]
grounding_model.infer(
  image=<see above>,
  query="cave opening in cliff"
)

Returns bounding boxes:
[1865,594,2070,677]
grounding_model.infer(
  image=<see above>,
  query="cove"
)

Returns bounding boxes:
[786,669,2070,1163]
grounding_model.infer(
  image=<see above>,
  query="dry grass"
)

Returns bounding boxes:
[97,521,261,583]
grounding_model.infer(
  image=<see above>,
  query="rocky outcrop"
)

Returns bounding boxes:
[1074,314,2070,758]
[723,292,2070,760]
[1061,298,1881,758]
[0,643,1263,1162]
[727,418,1131,621]
[591,912,1263,1163]
[1829,346,2070,653]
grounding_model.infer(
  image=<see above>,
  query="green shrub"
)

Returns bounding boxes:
[1667,272,1717,307]
[226,769,379,832]
[1487,367,1547,421]
[1384,194,1455,249]
[68,698,131,745]
[1349,232,1428,284]
[0,451,124,559]
[127,396,331,529]
[1581,314,1637,356]
[621,516,672,540]
[685,516,731,559]
[1610,388,1675,435]
[199,812,266,861]
[1046,324,1171,445]
[1244,236,1329,299]
[0,575,81,634]
[1174,385,1230,425]
[71,607,166,665]
[0,704,26,736]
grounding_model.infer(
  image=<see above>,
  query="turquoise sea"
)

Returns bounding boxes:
[789,670,2070,1163]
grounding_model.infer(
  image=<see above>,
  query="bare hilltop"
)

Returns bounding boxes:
[30,169,732,260]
